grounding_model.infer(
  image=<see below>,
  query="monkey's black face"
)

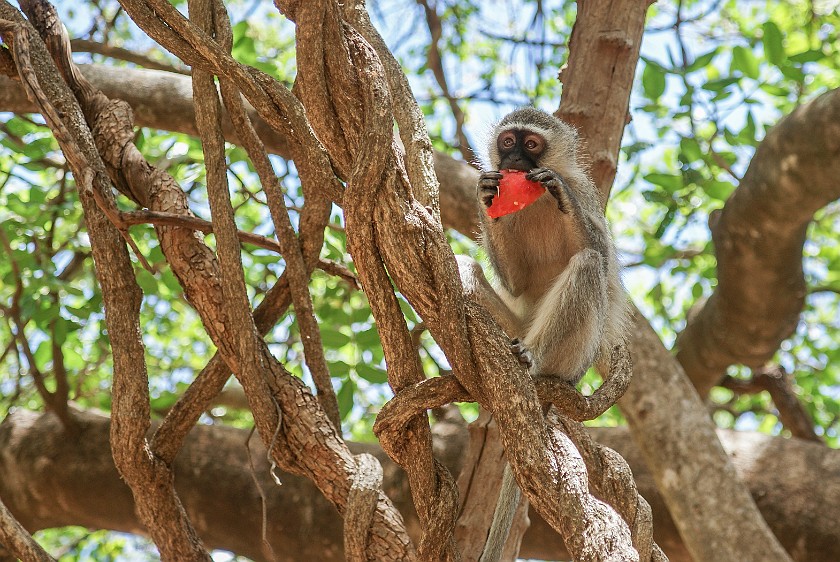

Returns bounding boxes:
[496,128,546,171]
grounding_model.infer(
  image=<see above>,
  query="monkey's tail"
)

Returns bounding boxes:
[479,464,520,562]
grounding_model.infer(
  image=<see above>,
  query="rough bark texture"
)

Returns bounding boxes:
[4,0,414,558]
[557,0,652,201]
[454,412,530,562]
[676,88,840,396]
[2,2,211,558]
[0,497,54,562]
[1,1,838,560]
[2,408,838,562]
[620,309,792,562]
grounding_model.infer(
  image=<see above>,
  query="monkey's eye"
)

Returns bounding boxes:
[501,134,515,148]
[523,134,544,153]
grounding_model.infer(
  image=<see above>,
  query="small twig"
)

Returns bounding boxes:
[317,258,360,289]
[81,169,154,272]
[115,207,284,253]
[722,365,823,443]
[70,38,190,74]
[417,0,474,161]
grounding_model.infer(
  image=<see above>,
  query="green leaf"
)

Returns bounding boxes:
[687,48,718,72]
[320,328,351,349]
[136,269,158,295]
[644,173,683,193]
[702,77,738,92]
[337,379,356,420]
[356,363,388,384]
[760,83,789,97]
[397,297,418,323]
[779,63,806,82]
[679,138,703,163]
[355,327,381,348]
[741,111,757,145]
[329,360,352,378]
[34,340,51,372]
[642,63,667,100]
[349,306,372,324]
[702,180,736,201]
[654,207,677,239]
[731,46,760,79]
[762,22,784,65]
[789,49,825,64]
[52,317,80,345]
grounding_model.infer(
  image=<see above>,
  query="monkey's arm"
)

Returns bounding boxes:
[477,170,503,208]
[456,255,521,337]
[526,167,605,251]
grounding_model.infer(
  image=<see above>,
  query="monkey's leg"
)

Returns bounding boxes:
[524,248,607,382]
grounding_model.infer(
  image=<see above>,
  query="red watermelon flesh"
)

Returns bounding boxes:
[486,170,545,219]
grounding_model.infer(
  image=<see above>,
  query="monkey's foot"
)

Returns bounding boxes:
[478,171,503,208]
[510,338,533,370]
[526,167,571,213]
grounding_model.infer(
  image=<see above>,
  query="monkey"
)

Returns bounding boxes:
[456,107,629,562]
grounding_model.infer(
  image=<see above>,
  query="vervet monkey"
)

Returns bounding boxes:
[457,107,628,561]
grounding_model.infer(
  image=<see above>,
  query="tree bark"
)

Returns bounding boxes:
[557,0,651,200]
[1,408,837,562]
[2,28,838,562]
[621,310,791,562]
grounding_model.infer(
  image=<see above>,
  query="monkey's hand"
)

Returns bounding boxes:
[526,168,572,213]
[478,171,503,208]
[510,338,534,370]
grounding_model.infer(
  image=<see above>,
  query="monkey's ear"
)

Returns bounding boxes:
[486,171,545,218]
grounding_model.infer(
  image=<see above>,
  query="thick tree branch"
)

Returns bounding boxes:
[1,408,838,562]
[557,0,652,201]
[621,309,791,561]
[676,88,840,396]
[0,497,54,562]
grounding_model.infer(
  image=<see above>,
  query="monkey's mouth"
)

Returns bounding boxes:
[501,167,532,173]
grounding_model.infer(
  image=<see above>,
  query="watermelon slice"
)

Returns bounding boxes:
[485,170,546,219]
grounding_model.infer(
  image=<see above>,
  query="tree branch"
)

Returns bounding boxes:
[621,308,791,561]
[1,408,838,562]
[676,87,840,396]
[0,64,468,233]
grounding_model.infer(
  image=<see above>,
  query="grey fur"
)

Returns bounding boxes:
[459,108,629,562]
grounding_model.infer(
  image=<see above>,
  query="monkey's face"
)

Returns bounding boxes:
[495,128,546,171]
